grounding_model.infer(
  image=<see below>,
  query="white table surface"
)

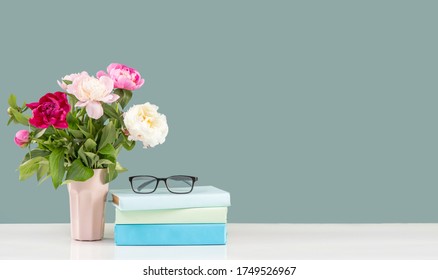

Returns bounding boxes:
[0,223,437,260]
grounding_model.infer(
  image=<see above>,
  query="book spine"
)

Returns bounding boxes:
[115,207,228,224]
[114,224,227,246]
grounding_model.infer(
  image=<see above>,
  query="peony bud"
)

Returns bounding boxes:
[14,130,30,148]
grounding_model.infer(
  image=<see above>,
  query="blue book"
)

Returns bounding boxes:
[111,186,230,211]
[114,224,227,246]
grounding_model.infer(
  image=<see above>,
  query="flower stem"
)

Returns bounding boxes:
[88,117,93,135]
[27,146,32,160]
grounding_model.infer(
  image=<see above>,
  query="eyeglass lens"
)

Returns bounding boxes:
[132,176,157,193]
[166,175,194,193]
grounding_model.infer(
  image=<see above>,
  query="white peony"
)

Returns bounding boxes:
[124,102,169,148]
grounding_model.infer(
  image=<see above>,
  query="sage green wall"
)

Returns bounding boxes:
[1,0,437,223]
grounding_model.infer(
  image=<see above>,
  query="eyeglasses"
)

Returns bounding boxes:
[129,175,198,194]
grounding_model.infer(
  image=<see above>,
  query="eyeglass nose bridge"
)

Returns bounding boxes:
[155,178,168,188]
[156,178,182,194]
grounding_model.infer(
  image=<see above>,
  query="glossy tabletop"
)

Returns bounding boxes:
[0,223,437,260]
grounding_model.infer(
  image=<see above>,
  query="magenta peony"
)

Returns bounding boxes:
[27,92,71,129]
[97,63,144,91]
[14,130,30,148]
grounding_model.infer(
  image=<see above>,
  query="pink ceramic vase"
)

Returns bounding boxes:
[67,169,109,241]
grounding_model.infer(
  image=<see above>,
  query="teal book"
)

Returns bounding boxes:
[114,224,227,246]
[111,186,230,211]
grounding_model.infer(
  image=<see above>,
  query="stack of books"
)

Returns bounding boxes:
[110,186,231,246]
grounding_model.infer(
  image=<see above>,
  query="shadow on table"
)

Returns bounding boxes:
[70,238,227,260]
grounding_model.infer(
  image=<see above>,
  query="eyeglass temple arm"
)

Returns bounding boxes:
[170,176,198,186]
[185,176,198,186]
[136,180,156,191]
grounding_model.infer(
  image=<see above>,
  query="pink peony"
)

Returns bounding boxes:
[14,130,30,148]
[66,72,118,119]
[97,63,144,91]
[27,92,71,129]
[57,71,88,91]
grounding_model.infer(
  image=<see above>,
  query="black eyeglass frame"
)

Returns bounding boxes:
[129,175,198,194]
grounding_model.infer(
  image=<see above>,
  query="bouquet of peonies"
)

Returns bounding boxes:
[7,63,168,189]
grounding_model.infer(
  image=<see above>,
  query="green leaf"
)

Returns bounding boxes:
[98,143,116,154]
[69,129,83,139]
[119,89,132,109]
[114,89,132,109]
[61,179,75,185]
[114,133,124,148]
[115,162,128,173]
[37,161,50,181]
[78,146,88,166]
[67,94,78,108]
[102,103,121,121]
[123,139,136,151]
[98,143,117,163]
[78,125,92,138]
[84,152,97,158]
[23,149,51,163]
[65,159,93,182]
[49,148,65,189]
[38,174,51,185]
[67,113,79,130]
[84,138,97,152]
[105,163,118,183]
[98,122,116,150]
[84,152,99,167]
[34,129,46,139]
[45,126,55,135]
[115,89,133,109]
[57,129,69,138]
[19,156,47,181]
[114,88,123,100]
[9,107,29,126]
[96,159,114,167]
[62,80,73,85]
[8,94,17,108]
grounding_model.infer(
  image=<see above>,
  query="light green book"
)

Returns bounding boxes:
[115,207,228,224]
